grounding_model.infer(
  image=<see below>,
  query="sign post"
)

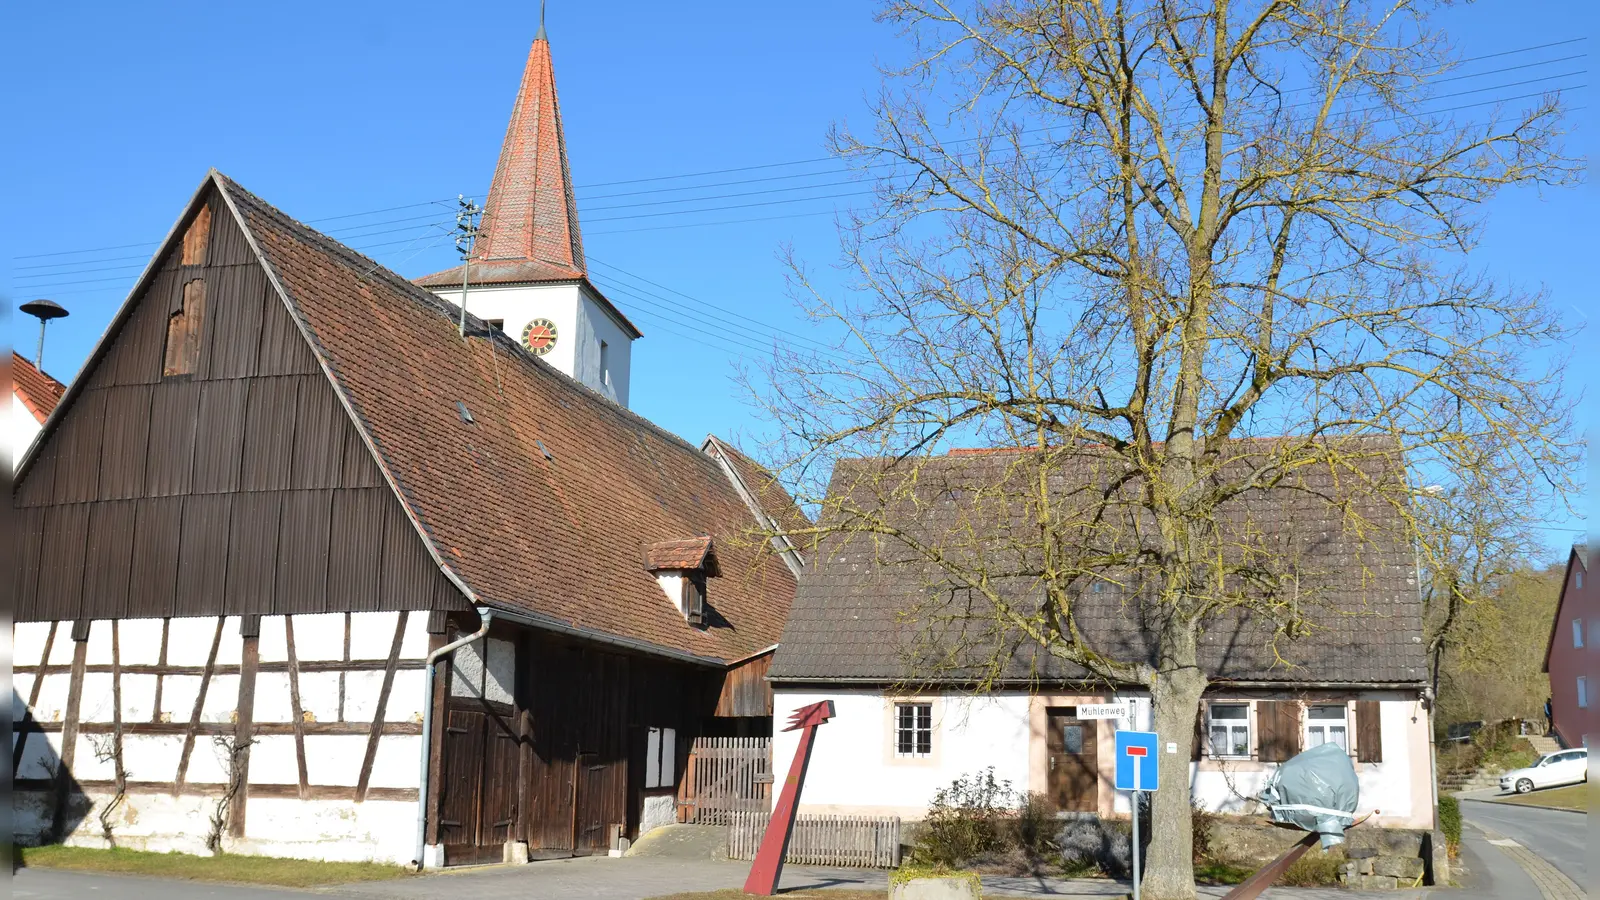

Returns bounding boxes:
[1115,730,1160,900]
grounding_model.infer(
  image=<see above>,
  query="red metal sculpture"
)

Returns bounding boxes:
[743,700,835,896]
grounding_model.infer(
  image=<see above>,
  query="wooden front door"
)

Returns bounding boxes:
[1046,708,1098,812]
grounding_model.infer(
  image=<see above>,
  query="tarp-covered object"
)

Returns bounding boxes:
[1259,742,1360,848]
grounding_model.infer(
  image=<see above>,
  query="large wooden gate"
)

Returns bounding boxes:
[677,737,771,824]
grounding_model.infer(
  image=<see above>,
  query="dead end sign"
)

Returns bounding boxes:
[1115,730,1159,792]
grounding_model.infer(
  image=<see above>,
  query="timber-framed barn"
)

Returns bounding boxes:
[12,165,802,865]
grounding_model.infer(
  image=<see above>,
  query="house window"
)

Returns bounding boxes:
[600,340,611,386]
[163,279,207,376]
[1207,703,1251,758]
[1306,704,1349,751]
[1575,619,1585,649]
[645,726,677,788]
[894,702,933,757]
[1577,571,1584,590]
[683,572,707,628]
[1579,677,1589,709]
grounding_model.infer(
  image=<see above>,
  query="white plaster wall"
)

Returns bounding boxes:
[13,390,44,471]
[575,286,633,407]
[430,282,633,406]
[773,688,1032,818]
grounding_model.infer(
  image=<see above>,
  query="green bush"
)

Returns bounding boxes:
[1438,796,1462,852]
[913,768,1016,867]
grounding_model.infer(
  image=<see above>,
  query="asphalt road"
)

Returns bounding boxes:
[1459,797,1587,885]
[13,868,303,900]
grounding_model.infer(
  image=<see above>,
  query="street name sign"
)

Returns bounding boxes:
[1077,702,1131,720]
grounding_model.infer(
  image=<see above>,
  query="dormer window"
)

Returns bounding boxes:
[645,536,719,628]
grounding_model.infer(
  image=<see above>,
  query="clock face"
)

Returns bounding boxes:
[521,318,558,356]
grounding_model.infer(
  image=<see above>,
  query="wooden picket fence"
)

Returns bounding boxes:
[727,811,901,868]
[677,737,772,825]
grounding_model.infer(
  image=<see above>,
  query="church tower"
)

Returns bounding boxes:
[417,19,640,406]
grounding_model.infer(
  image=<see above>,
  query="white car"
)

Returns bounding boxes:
[1499,748,1589,794]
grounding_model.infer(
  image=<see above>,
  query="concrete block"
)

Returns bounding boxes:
[892,876,981,900]
[1372,856,1424,880]
[503,841,529,865]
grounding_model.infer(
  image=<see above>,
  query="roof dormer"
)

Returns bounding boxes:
[646,537,720,628]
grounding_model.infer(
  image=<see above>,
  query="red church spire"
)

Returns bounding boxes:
[474,24,584,278]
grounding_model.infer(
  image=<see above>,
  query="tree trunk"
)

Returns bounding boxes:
[1141,663,1207,900]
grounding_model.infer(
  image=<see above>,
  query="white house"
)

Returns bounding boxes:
[769,446,1437,831]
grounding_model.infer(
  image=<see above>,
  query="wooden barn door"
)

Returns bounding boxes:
[1046,707,1099,812]
[437,636,521,865]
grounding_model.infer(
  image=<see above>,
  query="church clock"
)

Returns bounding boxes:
[521,318,559,356]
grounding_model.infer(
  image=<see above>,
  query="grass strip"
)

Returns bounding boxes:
[17,844,416,888]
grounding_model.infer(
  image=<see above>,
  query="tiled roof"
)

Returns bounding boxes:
[417,32,582,284]
[11,352,66,424]
[703,436,814,562]
[214,173,795,664]
[646,537,715,571]
[769,442,1426,686]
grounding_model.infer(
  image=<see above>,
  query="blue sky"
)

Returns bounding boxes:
[3,1,1590,560]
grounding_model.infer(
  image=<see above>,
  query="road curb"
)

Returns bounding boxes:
[1458,797,1588,815]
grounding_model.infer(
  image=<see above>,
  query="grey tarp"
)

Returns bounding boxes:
[1258,742,1360,848]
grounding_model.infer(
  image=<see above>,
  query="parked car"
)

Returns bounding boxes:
[1499,748,1589,794]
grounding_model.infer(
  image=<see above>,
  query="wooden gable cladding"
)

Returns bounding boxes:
[12,186,465,623]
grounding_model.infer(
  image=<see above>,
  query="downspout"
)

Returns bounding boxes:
[413,608,494,869]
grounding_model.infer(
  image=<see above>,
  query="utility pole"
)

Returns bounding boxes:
[455,195,482,338]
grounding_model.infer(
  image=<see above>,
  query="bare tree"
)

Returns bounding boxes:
[755,2,1577,896]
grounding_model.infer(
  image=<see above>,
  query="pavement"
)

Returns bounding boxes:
[13,856,1438,900]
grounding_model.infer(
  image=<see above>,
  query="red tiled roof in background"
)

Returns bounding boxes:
[645,537,715,572]
[12,352,66,424]
[213,173,795,664]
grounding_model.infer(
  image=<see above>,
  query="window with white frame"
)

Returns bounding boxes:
[1306,704,1349,751]
[645,726,677,788]
[1575,619,1586,649]
[894,702,933,757]
[1207,703,1251,758]
[1579,676,1589,710]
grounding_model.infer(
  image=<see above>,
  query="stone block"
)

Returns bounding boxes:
[1372,856,1424,880]
[1345,826,1424,857]
[1424,830,1450,886]
[1340,861,1361,881]
[1359,858,1375,875]
[1350,874,1399,890]
[1347,847,1378,859]
[892,876,981,900]
[502,841,529,865]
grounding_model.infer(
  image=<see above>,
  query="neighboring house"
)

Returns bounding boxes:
[769,447,1436,830]
[13,25,803,867]
[11,351,66,469]
[1543,545,1594,749]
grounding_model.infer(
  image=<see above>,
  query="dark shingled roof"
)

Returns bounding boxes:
[205,172,795,664]
[769,445,1426,687]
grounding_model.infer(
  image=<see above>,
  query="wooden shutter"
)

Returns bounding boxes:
[1192,701,1207,761]
[1355,701,1383,763]
[1259,701,1302,762]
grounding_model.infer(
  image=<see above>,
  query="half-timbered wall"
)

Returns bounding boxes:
[13,189,462,622]
[13,612,434,863]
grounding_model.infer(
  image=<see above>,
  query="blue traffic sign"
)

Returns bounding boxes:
[1115,730,1160,792]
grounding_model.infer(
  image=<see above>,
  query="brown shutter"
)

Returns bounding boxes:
[1259,701,1302,762]
[1192,701,1207,761]
[1356,701,1383,763]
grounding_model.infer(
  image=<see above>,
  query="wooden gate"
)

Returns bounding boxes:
[677,737,771,824]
